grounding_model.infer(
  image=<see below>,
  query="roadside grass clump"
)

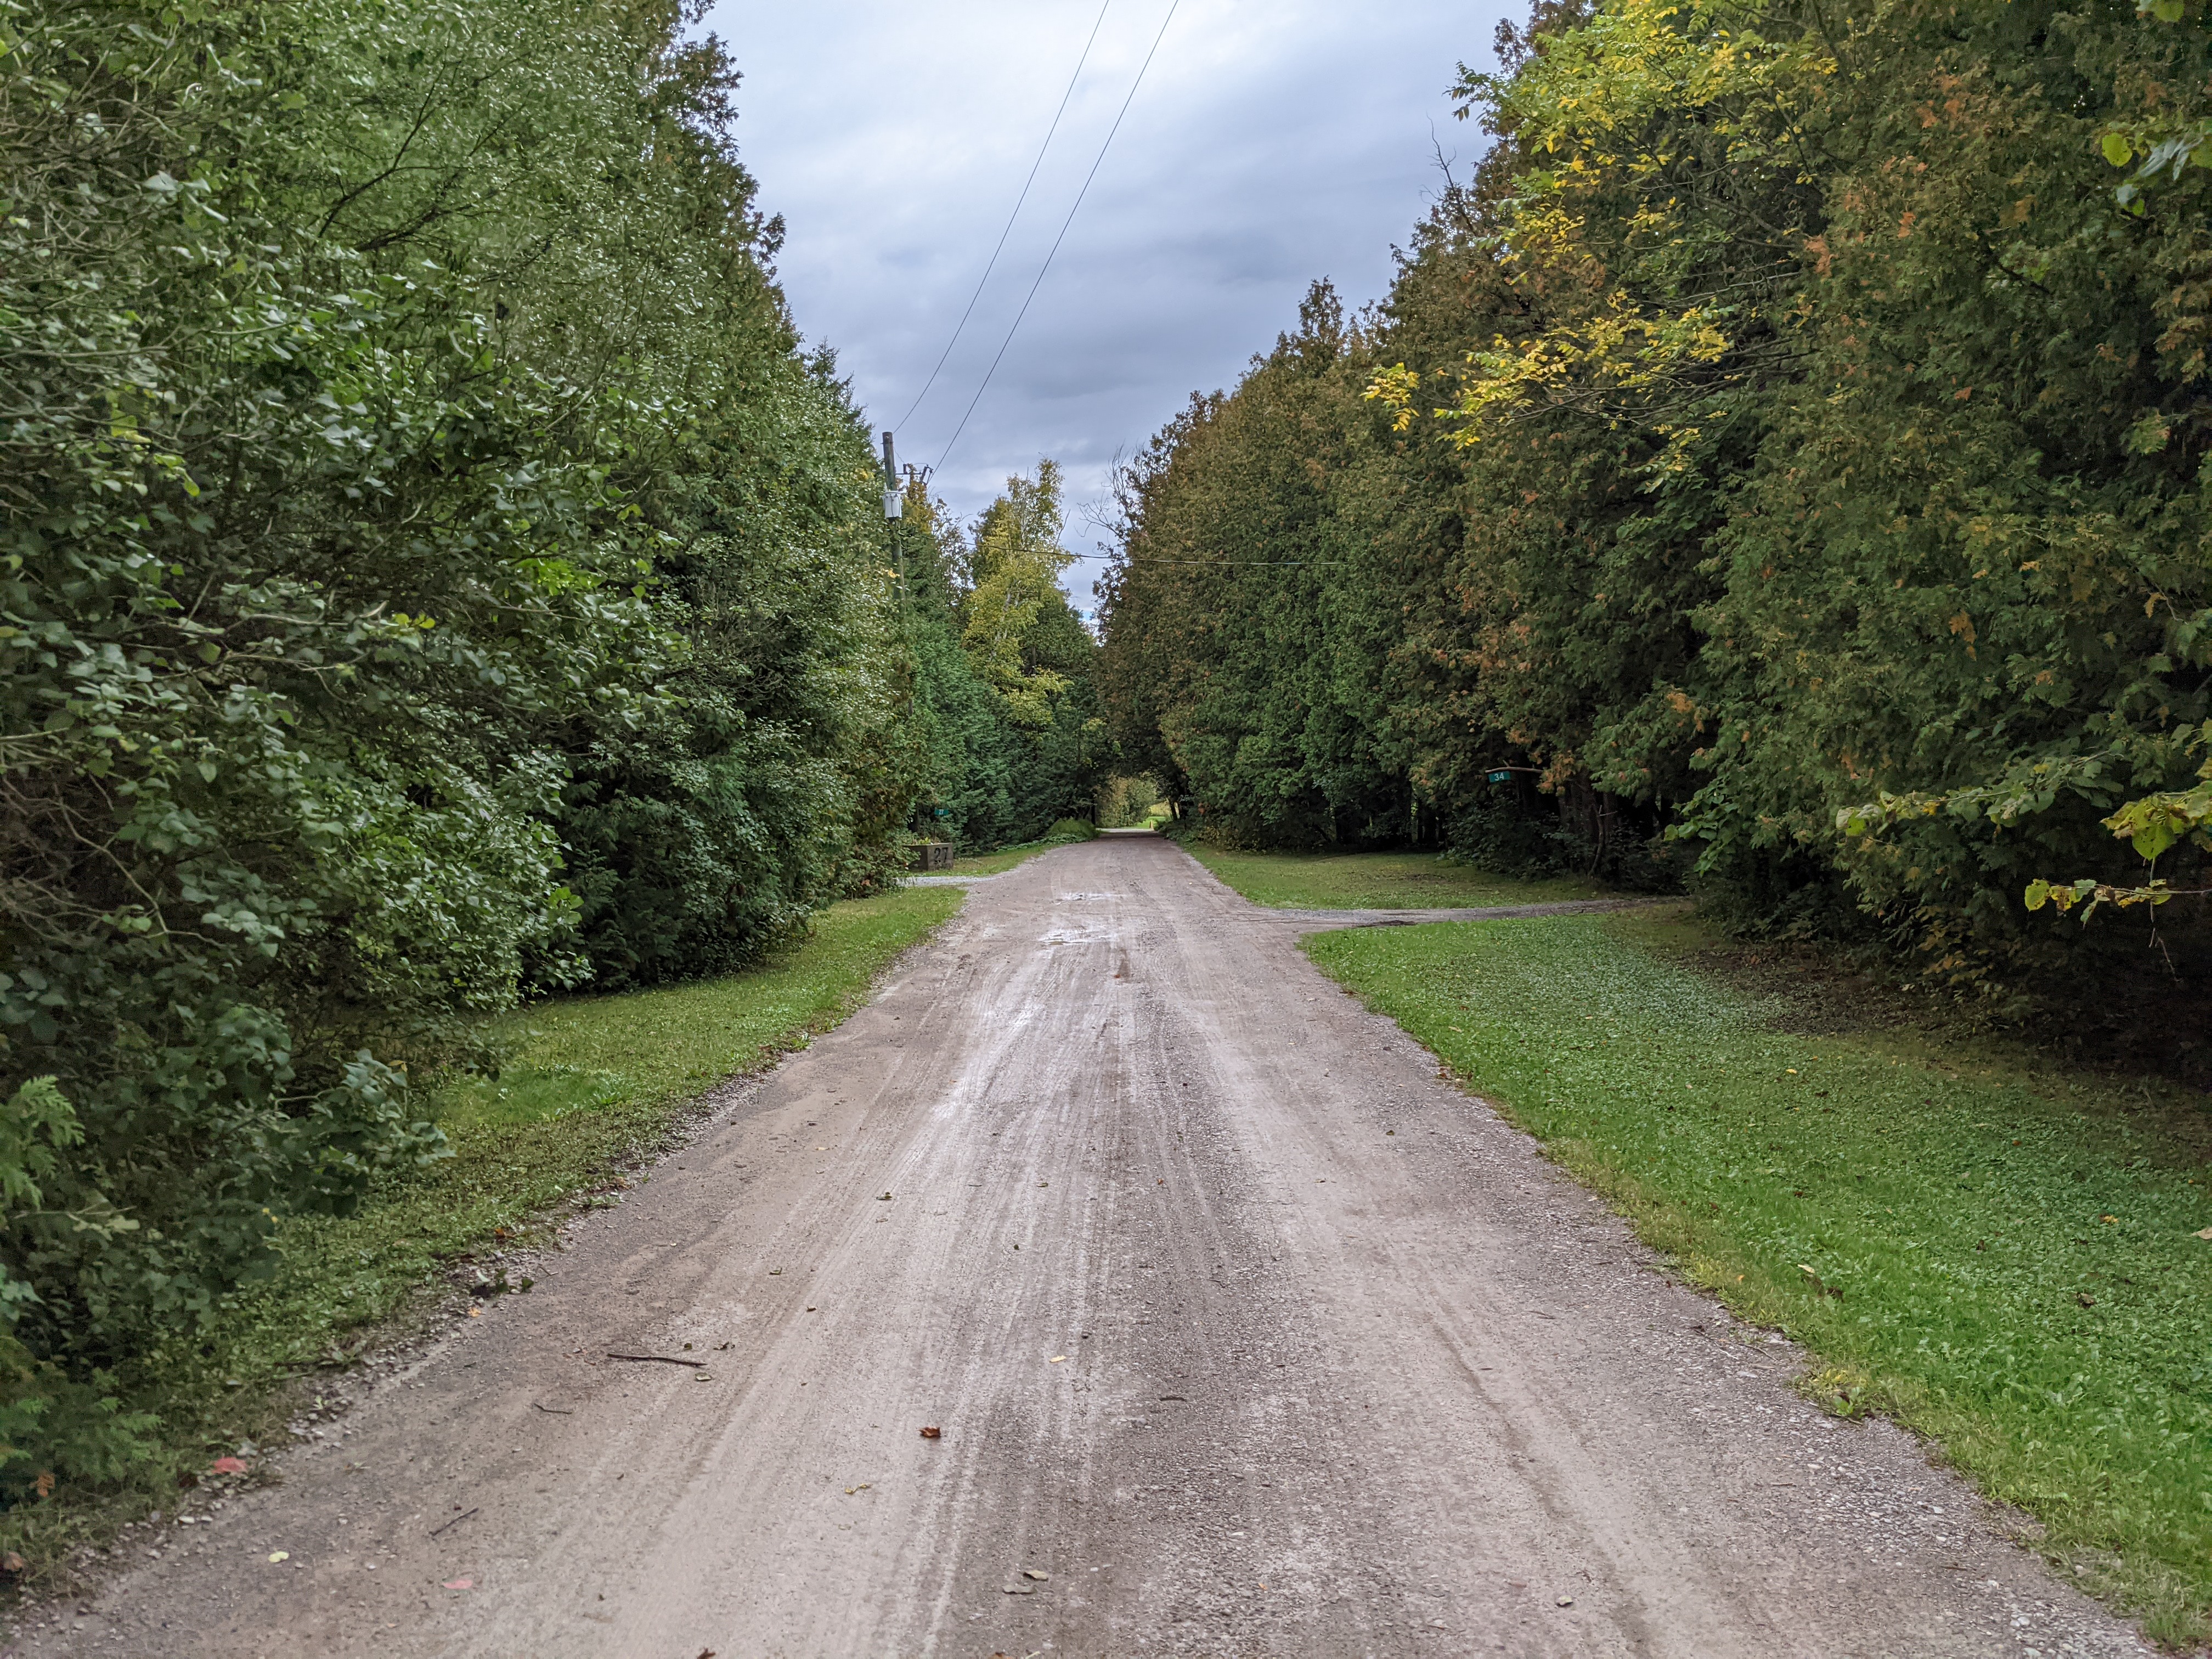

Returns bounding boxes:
[1187,846,1603,911]
[1306,906,2212,1646]
[0,887,961,1593]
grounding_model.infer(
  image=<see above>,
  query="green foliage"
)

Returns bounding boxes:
[1098,0,2212,998]
[961,460,1077,727]
[557,361,915,989]
[0,0,917,1491]
[1310,910,2212,1643]
[0,886,958,1587]
[894,472,1109,851]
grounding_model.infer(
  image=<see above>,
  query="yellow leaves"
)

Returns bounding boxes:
[2030,764,2212,916]
[1363,364,1420,433]
[1947,611,1976,645]
[961,461,1076,728]
[1432,291,1733,448]
[2100,779,2212,860]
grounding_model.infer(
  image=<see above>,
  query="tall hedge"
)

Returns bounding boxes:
[1099,0,2212,1024]
[0,0,916,1485]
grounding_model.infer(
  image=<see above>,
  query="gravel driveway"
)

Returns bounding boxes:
[20,836,2155,1658]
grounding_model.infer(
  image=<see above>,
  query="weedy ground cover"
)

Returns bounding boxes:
[0,887,962,1589]
[1188,845,1603,911]
[1306,905,2212,1645]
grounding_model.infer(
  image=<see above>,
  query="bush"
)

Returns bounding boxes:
[0,0,909,1487]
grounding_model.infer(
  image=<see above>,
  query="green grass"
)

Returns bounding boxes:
[1306,904,2212,1645]
[1,885,963,1590]
[255,884,964,1356]
[1188,845,1605,910]
[949,818,1097,876]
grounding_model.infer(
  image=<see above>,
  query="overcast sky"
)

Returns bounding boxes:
[710,1,1511,607]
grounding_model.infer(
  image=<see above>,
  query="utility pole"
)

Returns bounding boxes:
[881,431,906,603]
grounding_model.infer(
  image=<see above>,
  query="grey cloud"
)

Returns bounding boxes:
[712,0,1509,603]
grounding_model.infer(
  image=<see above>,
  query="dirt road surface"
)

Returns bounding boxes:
[24,837,2154,1658]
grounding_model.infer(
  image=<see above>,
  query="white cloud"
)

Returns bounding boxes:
[709,0,1509,604]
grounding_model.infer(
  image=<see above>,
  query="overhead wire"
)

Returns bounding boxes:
[934,0,1182,475]
[895,1,1113,435]
[1066,552,1353,566]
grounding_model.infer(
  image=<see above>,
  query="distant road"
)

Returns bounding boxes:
[44,837,2149,1657]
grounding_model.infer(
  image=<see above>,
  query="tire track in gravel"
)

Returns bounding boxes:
[26,835,2154,1659]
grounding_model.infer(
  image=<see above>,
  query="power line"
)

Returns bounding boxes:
[1069,551,1353,566]
[935,0,1182,475]
[896,1,1112,435]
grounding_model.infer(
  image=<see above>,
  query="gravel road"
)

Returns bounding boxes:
[24,836,2155,1658]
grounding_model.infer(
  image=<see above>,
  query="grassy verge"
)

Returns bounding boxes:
[1305,904,2212,1646]
[1,885,963,1592]
[949,818,1097,876]
[1187,845,1605,910]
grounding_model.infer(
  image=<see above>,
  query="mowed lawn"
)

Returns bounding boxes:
[1186,844,1604,910]
[1306,904,2212,1644]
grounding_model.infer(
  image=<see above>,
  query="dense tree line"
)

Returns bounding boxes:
[1099,0,2211,1020]
[0,0,1087,1487]
[895,461,1109,853]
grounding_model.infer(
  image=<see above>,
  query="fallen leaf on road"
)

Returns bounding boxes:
[1003,1585,1034,1596]
[1023,1569,1049,1581]
[844,1484,871,1495]
[919,1426,941,1440]
[467,1308,482,1318]
[210,1457,247,1475]
[1556,1595,1575,1607]
[876,1192,893,1201]
[1048,1356,1067,1363]
[267,1552,289,1563]
[443,1577,473,1590]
